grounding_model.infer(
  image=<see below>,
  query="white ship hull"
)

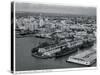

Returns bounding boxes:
[67,50,96,66]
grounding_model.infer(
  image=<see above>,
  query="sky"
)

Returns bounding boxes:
[15,2,96,16]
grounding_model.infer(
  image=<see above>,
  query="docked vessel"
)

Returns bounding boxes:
[66,49,96,66]
[31,40,83,59]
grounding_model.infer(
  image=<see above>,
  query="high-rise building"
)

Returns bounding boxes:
[39,14,44,27]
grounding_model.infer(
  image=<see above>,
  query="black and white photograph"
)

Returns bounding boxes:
[11,1,97,72]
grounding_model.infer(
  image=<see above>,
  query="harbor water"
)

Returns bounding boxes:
[15,37,96,71]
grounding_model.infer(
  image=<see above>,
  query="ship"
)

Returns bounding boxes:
[31,40,84,59]
[66,49,96,66]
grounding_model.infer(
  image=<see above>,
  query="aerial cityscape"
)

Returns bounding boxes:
[15,2,96,71]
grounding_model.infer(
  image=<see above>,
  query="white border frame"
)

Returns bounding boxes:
[13,1,16,74]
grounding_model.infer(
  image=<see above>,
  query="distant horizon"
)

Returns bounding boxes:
[15,2,96,16]
[16,12,96,17]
